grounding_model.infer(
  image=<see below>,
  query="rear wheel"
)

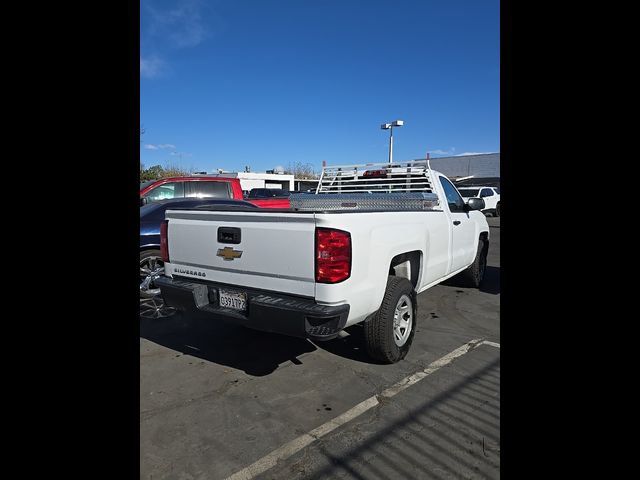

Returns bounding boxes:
[495,202,500,217]
[140,249,164,298]
[364,276,417,364]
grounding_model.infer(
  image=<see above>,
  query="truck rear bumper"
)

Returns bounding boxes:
[155,275,350,341]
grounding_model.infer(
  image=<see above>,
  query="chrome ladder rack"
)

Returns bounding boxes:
[315,159,435,194]
[289,160,441,212]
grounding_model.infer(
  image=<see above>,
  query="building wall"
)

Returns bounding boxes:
[217,172,295,191]
[237,178,265,191]
[423,153,500,179]
[265,181,288,189]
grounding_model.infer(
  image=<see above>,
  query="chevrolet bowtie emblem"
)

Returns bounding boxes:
[217,246,243,261]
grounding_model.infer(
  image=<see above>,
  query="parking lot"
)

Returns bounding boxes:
[140,217,500,480]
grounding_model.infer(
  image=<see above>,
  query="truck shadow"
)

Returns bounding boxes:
[140,308,318,376]
[480,266,500,295]
[311,324,388,365]
[140,299,388,373]
[442,266,500,295]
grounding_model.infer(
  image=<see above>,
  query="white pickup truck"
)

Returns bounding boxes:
[155,160,490,363]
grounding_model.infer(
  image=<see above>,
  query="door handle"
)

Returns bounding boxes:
[453,220,461,226]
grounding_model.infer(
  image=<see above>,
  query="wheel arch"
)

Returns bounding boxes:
[388,250,422,290]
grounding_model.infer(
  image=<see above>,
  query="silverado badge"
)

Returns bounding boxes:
[217,247,243,261]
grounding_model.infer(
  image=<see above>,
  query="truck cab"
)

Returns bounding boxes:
[140,176,291,209]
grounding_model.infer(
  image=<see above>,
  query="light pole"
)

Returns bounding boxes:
[381,120,404,163]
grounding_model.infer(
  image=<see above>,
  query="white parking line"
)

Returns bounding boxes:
[225,338,499,480]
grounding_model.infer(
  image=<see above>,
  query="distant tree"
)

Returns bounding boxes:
[162,162,193,178]
[140,164,165,182]
[284,162,319,179]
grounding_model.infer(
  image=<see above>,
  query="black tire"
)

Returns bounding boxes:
[140,249,164,298]
[364,276,417,364]
[459,238,487,288]
[495,203,500,217]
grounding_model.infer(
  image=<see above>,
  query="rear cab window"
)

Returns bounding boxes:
[186,181,232,198]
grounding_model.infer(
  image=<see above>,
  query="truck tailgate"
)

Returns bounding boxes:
[164,209,317,297]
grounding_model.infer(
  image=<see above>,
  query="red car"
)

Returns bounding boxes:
[140,176,290,208]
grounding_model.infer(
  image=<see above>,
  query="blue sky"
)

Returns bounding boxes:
[140,0,499,174]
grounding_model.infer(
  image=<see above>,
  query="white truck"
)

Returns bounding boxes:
[457,186,501,217]
[155,160,490,363]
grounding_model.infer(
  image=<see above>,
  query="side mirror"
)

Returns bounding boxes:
[465,197,485,211]
[140,197,148,207]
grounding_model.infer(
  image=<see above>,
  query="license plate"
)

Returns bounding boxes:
[219,289,247,312]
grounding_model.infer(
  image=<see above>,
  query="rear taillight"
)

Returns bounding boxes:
[160,220,169,262]
[316,228,351,283]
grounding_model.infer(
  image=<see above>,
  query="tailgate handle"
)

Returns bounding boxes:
[218,227,241,244]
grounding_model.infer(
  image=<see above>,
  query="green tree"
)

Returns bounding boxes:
[140,164,165,182]
[140,163,193,182]
[162,162,193,178]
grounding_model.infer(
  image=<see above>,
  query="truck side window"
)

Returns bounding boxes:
[439,177,465,213]
[481,188,493,197]
[143,182,184,202]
